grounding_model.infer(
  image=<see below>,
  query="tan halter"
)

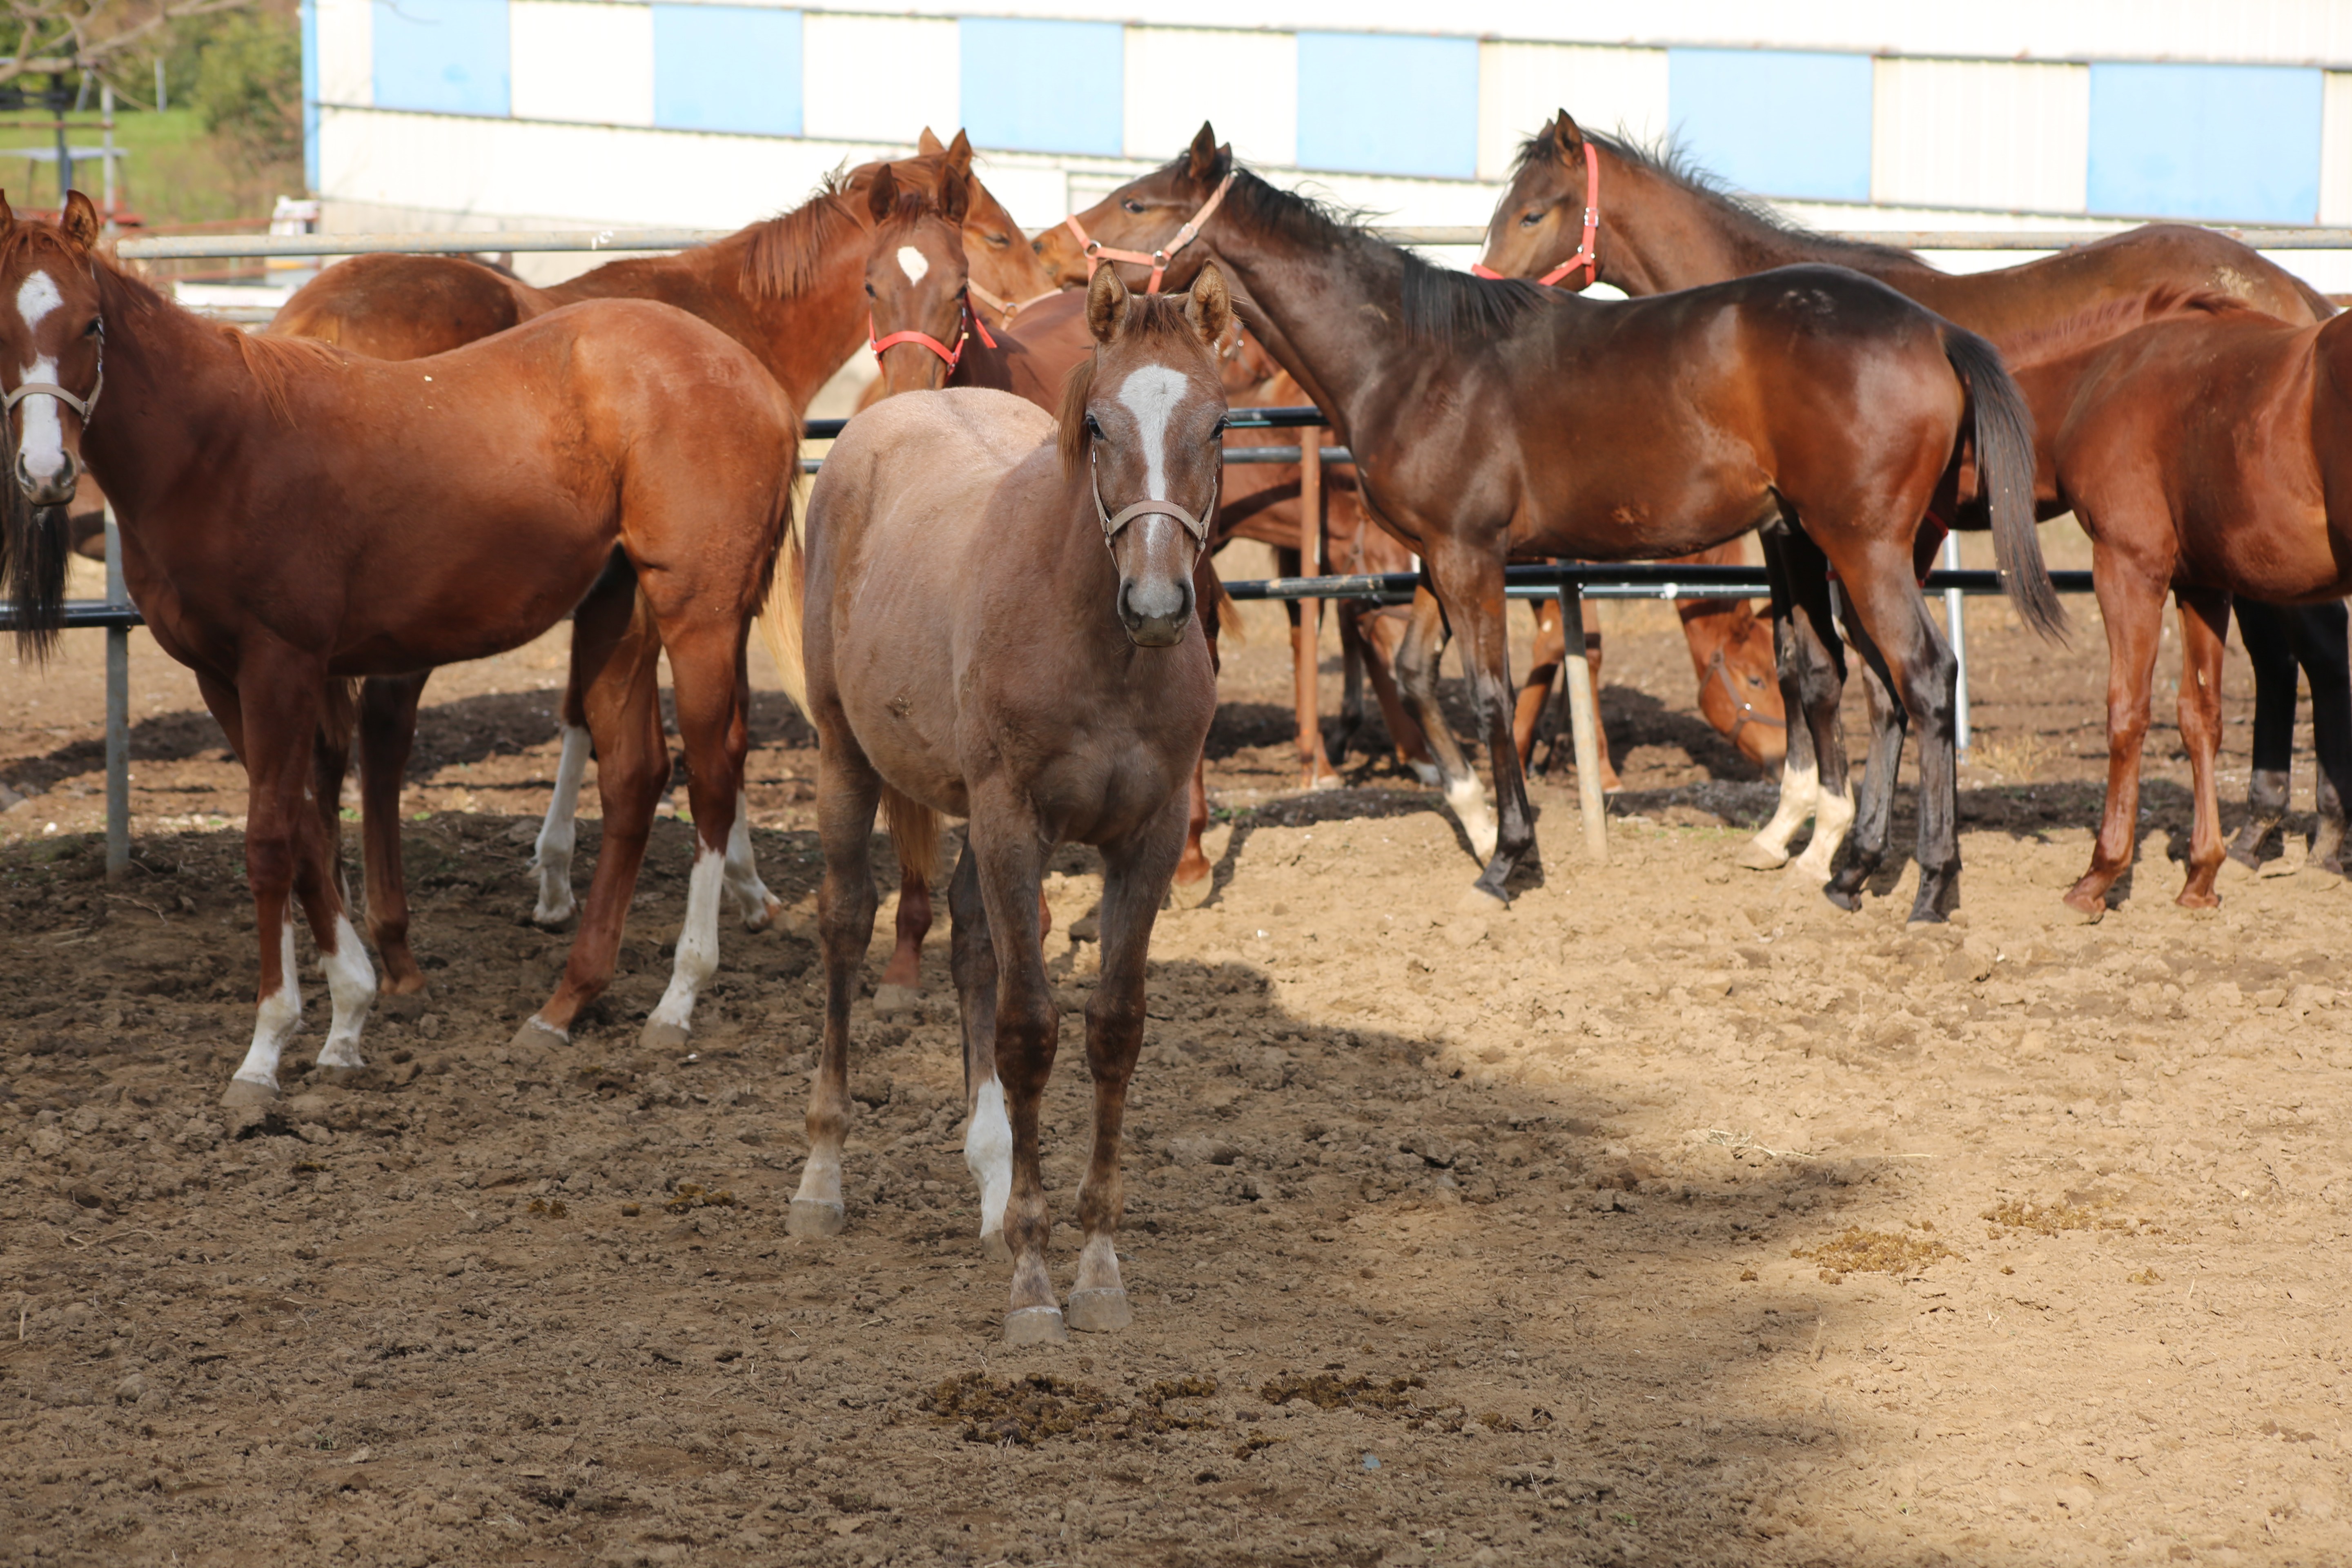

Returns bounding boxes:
[1090,442,1214,545]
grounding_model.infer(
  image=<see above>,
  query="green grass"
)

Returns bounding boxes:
[0,107,300,231]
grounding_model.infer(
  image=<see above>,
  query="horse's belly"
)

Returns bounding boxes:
[2177,502,2345,601]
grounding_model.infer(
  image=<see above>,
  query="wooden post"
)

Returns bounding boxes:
[1294,426,1330,787]
[1554,561,1608,863]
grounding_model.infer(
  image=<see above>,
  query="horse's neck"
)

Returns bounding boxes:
[1196,233,1409,452]
[548,232,871,409]
[1601,157,1943,298]
[79,286,246,520]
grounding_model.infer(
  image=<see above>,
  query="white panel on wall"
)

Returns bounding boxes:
[2323,71,2352,225]
[1477,42,1668,184]
[1872,56,2088,214]
[511,2,655,126]
[315,0,372,106]
[1123,27,1295,167]
[803,14,958,145]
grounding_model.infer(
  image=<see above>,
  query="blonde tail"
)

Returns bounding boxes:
[882,787,941,887]
[757,512,810,719]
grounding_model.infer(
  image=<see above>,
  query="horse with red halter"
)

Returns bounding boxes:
[271,140,1037,1048]
[1480,111,2337,893]
[1999,292,2352,911]
[0,191,799,1100]
[766,263,1226,1343]
[1039,127,2061,921]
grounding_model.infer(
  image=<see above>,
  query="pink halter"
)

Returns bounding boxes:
[1472,144,1600,289]
[1064,173,1235,294]
[868,298,997,372]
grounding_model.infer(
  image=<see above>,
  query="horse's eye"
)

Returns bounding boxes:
[1519,209,1543,228]
[1085,412,1103,438]
[864,282,875,297]
[1122,199,1145,215]
[83,318,100,337]
[987,232,1009,249]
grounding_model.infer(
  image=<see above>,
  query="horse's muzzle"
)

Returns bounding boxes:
[1119,575,1194,647]
[15,449,78,507]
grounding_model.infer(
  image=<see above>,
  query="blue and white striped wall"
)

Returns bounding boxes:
[306,2,2352,247]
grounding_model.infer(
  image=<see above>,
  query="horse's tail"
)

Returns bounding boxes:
[757,503,810,720]
[0,488,69,662]
[882,786,942,888]
[1942,325,2067,644]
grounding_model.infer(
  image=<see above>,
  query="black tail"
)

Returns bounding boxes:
[0,486,69,662]
[1942,325,2066,644]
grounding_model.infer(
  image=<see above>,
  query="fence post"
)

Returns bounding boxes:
[1943,531,1970,755]
[103,503,129,880]
[1553,561,1608,864]
[1293,426,1331,788]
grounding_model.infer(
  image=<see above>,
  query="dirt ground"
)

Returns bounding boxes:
[3,533,2349,1567]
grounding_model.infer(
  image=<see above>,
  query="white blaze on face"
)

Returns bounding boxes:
[14,269,68,485]
[1114,364,1189,501]
[966,1076,1014,1243]
[895,245,930,285]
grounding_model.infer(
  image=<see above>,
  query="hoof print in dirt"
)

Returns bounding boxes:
[1002,1307,1069,1346]
[1065,1288,1131,1333]
[786,1198,846,1238]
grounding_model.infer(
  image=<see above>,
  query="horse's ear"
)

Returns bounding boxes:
[1086,261,1130,344]
[1552,110,1587,161]
[945,129,972,167]
[59,189,100,251]
[1187,122,1230,183]
[940,160,971,227]
[1184,261,1233,348]
[917,127,945,154]
[0,190,14,230]
[867,162,900,224]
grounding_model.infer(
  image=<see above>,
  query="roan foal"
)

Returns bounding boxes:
[766,264,1227,1343]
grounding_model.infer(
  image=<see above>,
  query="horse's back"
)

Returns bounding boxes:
[271,252,537,359]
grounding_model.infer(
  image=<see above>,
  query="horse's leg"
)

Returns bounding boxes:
[1821,616,1909,908]
[1336,600,1369,762]
[1423,540,1535,904]
[2227,600,2296,868]
[1359,607,1436,779]
[945,837,1001,1191]
[1170,756,1212,893]
[521,601,668,1045]
[356,674,430,993]
[2066,540,2172,916]
[1816,549,1958,923]
[1278,547,1337,789]
[1740,531,1832,870]
[1069,786,1188,1334]
[878,866,932,999]
[718,643,780,928]
[534,560,634,928]
[787,732,882,1238]
[2299,601,2352,874]
[959,795,1060,1338]
[1393,584,1494,858]
[1514,597,1563,770]
[2173,588,2232,906]
[304,685,376,1080]
[1581,618,1618,790]
[638,623,753,1052]
[1768,529,1855,879]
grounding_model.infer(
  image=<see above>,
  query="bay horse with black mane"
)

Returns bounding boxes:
[0,191,799,1101]
[1039,126,2062,922]
[1481,112,2341,893]
[767,263,1226,1343]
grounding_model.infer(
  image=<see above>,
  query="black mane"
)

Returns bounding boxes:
[1221,169,1547,347]
[1519,126,1921,269]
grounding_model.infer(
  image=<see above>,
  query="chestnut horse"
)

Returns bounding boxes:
[271,137,1046,1045]
[1041,128,2061,921]
[2009,294,2352,911]
[768,265,1226,1343]
[0,192,798,1099]
[1481,113,2336,891]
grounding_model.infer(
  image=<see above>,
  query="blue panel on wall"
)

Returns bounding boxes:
[960,18,1120,156]
[1668,49,1872,203]
[1296,32,1476,180]
[2088,63,2321,224]
[301,0,319,188]
[653,6,800,136]
[372,0,508,118]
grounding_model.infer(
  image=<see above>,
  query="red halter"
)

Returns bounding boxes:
[1063,173,1235,294]
[1471,145,1600,289]
[868,298,997,373]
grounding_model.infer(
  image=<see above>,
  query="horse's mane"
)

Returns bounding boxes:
[1528,127,1922,270]
[737,171,863,300]
[1998,283,2268,368]
[1219,169,1547,348]
[1056,293,1215,474]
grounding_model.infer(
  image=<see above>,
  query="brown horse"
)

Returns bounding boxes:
[1040,127,2060,921]
[1481,112,2334,889]
[768,264,1226,1343]
[272,137,1043,1045]
[0,192,798,1099]
[2003,294,2352,911]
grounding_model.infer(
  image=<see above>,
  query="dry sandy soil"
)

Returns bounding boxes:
[2,536,2349,1567]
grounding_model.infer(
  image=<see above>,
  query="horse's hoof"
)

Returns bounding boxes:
[1735,840,1791,872]
[220,1078,277,1109]
[378,985,429,1020]
[2176,889,2221,912]
[871,984,923,1017]
[1065,1287,1132,1334]
[1822,884,1861,913]
[980,1229,1013,1265]
[2060,890,2107,924]
[639,1016,691,1052]
[742,893,783,933]
[1904,910,1948,929]
[1002,1306,1069,1346]
[786,1198,846,1238]
[1167,870,1215,911]
[530,902,577,932]
[1456,886,1508,915]
[511,1016,570,1051]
